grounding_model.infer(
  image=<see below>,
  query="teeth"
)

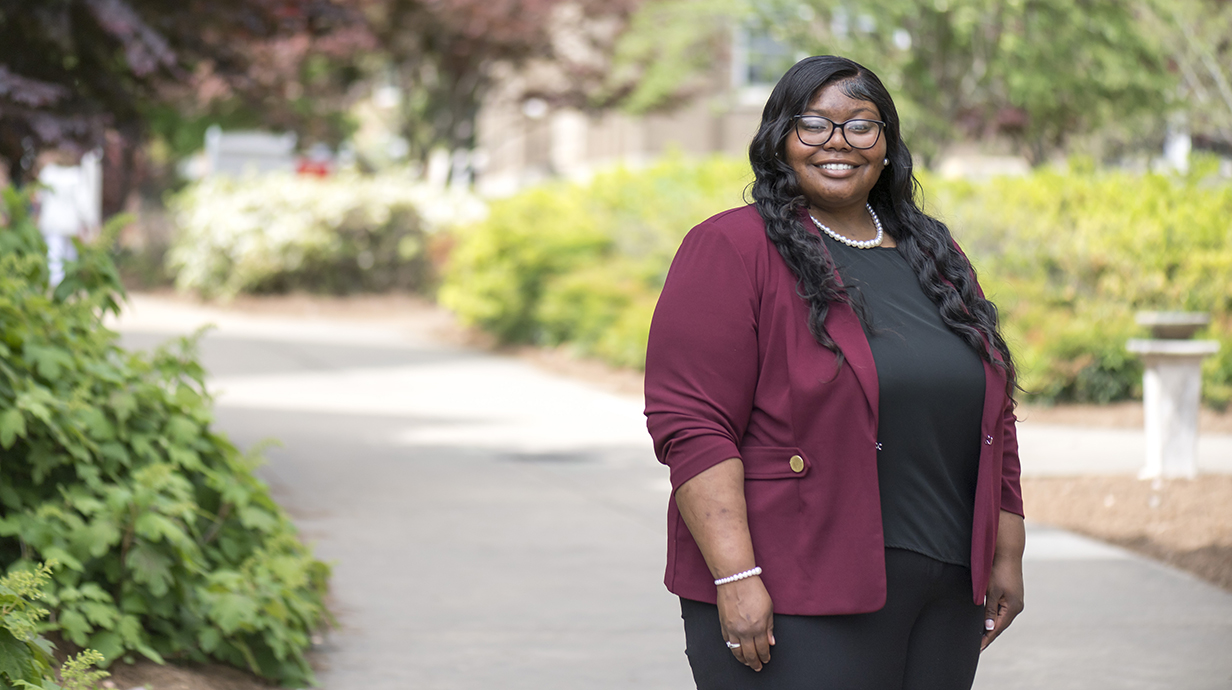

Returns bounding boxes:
[820,163,856,170]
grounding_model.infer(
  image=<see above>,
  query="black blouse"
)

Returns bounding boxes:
[823,235,986,567]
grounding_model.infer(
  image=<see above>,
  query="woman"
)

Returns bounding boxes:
[644,55,1025,689]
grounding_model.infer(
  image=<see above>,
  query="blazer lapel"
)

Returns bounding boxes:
[826,301,880,423]
[799,205,880,421]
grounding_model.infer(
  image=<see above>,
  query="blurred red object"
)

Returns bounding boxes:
[296,158,331,177]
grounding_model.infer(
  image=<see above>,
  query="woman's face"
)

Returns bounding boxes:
[784,81,887,215]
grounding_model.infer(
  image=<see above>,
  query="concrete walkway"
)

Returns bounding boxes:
[111,295,1232,689]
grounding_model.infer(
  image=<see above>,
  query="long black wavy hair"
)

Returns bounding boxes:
[748,55,1017,402]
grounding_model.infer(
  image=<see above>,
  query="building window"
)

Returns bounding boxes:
[732,22,796,104]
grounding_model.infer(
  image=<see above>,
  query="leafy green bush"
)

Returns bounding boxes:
[922,156,1232,403]
[1,562,108,690]
[167,171,486,299]
[0,188,330,686]
[439,184,613,342]
[440,154,750,363]
[441,154,1232,405]
[1202,317,1232,410]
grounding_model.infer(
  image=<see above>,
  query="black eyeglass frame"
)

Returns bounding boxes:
[791,115,887,150]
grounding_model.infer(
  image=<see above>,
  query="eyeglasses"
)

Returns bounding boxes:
[792,115,885,150]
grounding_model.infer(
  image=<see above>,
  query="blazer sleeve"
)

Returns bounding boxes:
[1000,404,1025,517]
[644,221,760,491]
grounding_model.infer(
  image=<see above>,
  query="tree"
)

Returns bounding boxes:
[367,0,644,161]
[0,0,369,193]
[1140,0,1232,152]
[591,0,746,114]
[813,0,1167,162]
[766,0,1175,163]
[2,0,653,193]
[604,0,1176,165]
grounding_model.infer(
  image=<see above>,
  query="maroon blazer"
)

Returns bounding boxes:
[644,204,1024,615]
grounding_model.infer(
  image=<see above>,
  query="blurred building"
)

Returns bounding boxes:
[474,25,795,196]
[196,126,299,178]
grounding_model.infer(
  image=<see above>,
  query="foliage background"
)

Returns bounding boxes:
[441,155,1232,407]
[167,171,486,299]
[1,562,108,690]
[0,189,330,687]
[606,0,1230,166]
[439,154,750,367]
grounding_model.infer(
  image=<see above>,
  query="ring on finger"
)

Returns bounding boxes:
[725,641,741,649]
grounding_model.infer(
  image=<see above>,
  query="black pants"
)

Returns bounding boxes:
[681,548,984,690]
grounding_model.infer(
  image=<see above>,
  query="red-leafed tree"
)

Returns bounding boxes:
[2,0,647,200]
[0,0,370,194]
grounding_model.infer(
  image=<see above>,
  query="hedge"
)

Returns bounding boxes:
[167,171,486,299]
[439,154,750,368]
[920,156,1232,405]
[441,155,1232,407]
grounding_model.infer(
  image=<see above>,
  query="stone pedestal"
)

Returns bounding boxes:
[1127,340,1220,479]
[1127,312,1220,479]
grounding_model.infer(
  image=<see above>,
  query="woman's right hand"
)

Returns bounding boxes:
[717,575,775,671]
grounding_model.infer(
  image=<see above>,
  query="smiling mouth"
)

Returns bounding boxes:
[818,163,858,171]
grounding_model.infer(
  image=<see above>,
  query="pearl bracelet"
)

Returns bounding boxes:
[714,566,762,586]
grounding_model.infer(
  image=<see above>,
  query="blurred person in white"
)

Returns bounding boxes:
[36,150,101,285]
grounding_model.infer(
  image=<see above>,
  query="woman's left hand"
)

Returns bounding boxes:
[981,510,1025,651]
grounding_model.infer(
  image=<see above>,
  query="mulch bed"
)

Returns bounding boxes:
[1022,475,1232,592]
[100,661,276,690]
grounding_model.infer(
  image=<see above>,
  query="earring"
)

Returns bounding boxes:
[883,158,889,167]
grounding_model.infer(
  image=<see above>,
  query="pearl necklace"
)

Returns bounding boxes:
[810,204,884,249]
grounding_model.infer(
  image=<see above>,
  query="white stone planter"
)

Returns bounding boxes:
[1127,312,1221,479]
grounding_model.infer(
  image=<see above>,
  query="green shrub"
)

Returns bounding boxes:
[439,184,614,342]
[1017,309,1143,404]
[440,154,750,362]
[1,562,108,690]
[441,155,1232,405]
[1,188,330,687]
[537,262,642,348]
[590,294,659,370]
[1202,317,1232,410]
[167,171,485,299]
[923,158,1232,404]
